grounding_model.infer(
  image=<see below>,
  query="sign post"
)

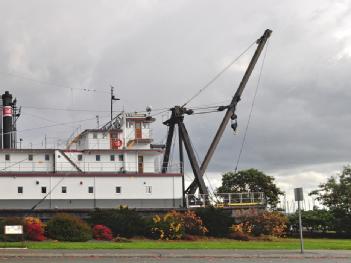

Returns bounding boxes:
[294,188,304,254]
[4,225,24,248]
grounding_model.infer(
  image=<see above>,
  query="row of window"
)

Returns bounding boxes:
[79,154,124,162]
[5,154,50,161]
[126,122,150,129]
[17,186,152,194]
[4,154,125,162]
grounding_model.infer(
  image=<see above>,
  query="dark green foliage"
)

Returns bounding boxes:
[310,165,351,233]
[217,169,283,208]
[46,213,92,241]
[0,217,24,242]
[89,207,148,238]
[195,207,234,237]
[288,209,335,233]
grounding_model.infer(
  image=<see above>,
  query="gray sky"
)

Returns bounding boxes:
[0,0,350,197]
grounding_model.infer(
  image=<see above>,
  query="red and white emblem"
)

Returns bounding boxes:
[3,106,12,117]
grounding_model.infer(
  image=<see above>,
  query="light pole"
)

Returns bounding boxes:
[110,86,120,122]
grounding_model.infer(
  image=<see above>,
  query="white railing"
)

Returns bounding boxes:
[186,192,265,208]
[0,161,182,174]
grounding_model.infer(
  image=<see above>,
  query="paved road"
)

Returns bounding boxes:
[0,249,350,263]
[0,258,350,263]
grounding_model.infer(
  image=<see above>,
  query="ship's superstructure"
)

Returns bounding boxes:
[0,92,182,209]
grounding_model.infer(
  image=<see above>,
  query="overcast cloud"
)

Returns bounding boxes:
[0,0,350,198]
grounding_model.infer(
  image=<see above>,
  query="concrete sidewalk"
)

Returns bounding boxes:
[0,249,350,259]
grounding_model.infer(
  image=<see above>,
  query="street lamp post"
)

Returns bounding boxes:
[110,86,120,122]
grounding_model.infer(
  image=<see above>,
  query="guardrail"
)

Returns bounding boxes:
[186,192,265,208]
[0,161,182,173]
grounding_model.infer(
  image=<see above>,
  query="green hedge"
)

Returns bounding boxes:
[196,207,234,237]
[47,213,92,242]
[89,207,148,238]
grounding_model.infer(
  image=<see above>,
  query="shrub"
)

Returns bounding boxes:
[26,223,45,241]
[24,217,45,241]
[0,217,25,242]
[89,207,147,238]
[151,211,184,240]
[151,210,208,240]
[229,224,250,241]
[47,213,92,241]
[92,225,113,241]
[288,209,335,233]
[238,211,288,237]
[196,207,234,237]
[182,210,208,236]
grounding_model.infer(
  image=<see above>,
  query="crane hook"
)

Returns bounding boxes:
[231,114,238,134]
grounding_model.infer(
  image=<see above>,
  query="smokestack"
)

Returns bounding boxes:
[2,91,13,149]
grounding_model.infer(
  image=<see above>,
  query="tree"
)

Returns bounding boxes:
[288,209,335,233]
[310,165,351,233]
[217,169,283,208]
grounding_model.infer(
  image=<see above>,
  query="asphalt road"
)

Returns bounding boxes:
[0,249,350,263]
[0,258,350,263]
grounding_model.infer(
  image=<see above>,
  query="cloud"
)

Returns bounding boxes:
[0,0,350,192]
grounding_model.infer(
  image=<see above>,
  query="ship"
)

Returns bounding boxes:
[0,91,183,209]
[0,30,272,211]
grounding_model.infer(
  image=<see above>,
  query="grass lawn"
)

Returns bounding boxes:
[0,238,350,250]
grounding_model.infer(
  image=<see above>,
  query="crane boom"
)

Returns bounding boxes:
[163,29,272,196]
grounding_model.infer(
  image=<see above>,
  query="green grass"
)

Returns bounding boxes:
[0,238,351,250]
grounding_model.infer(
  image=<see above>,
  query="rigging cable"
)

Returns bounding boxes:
[234,39,270,173]
[0,70,107,93]
[182,41,256,107]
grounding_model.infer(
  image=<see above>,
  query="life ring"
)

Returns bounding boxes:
[112,139,123,148]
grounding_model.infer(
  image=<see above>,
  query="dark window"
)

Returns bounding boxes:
[145,186,152,194]
[116,186,121,194]
[96,155,100,161]
[5,154,10,161]
[28,154,33,161]
[110,155,115,161]
[62,186,67,193]
[78,154,83,161]
[118,154,124,161]
[41,187,47,194]
[17,186,23,194]
[93,133,98,139]
[45,154,50,161]
[88,186,94,193]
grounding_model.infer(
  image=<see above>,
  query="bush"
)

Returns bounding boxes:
[47,213,92,241]
[151,210,208,240]
[238,211,288,237]
[92,225,113,241]
[288,209,335,233]
[196,207,234,237]
[182,210,208,236]
[229,224,250,241]
[151,211,184,240]
[26,223,45,241]
[89,207,147,238]
[24,217,45,241]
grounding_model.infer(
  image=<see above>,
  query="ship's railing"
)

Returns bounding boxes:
[185,192,265,208]
[0,161,182,174]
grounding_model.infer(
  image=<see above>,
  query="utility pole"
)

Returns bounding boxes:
[110,86,120,122]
